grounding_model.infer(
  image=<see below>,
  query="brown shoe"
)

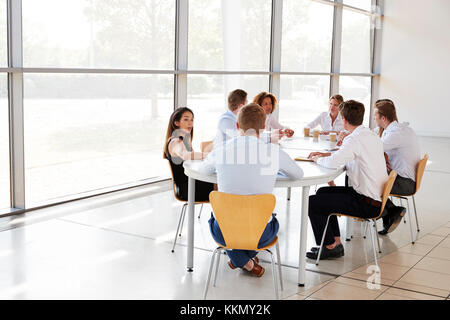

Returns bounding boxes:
[228,260,237,270]
[248,261,265,277]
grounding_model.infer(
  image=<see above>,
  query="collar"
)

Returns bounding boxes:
[384,121,400,133]
[226,109,237,119]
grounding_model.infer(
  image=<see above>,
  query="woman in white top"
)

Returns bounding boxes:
[307,94,345,134]
[253,92,294,138]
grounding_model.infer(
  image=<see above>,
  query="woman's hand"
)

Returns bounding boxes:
[284,128,294,137]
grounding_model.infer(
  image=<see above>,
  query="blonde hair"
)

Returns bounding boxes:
[253,92,278,113]
[330,94,344,105]
[237,103,266,132]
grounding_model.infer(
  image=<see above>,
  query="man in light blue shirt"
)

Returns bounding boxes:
[199,103,303,277]
[213,89,248,148]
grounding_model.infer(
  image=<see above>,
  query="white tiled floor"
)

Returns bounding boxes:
[0,136,449,300]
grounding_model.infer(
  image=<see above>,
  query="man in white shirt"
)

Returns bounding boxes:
[213,89,248,148]
[306,100,389,260]
[199,103,303,276]
[374,99,420,235]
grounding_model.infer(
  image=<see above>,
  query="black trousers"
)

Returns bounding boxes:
[382,175,416,226]
[308,187,380,246]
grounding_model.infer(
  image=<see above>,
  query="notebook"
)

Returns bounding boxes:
[294,156,314,162]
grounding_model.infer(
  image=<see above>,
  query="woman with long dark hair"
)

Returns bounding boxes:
[164,107,214,201]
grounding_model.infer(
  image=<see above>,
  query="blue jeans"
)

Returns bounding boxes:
[208,215,279,268]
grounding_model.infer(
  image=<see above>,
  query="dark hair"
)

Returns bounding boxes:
[228,89,248,111]
[253,92,278,113]
[375,99,398,137]
[163,107,194,159]
[339,100,365,126]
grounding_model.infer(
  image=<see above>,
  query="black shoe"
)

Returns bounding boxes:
[385,206,406,233]
[311,244,344,253]
[310,247,320,252]
[378,228,388,235]
[306,244,344,260]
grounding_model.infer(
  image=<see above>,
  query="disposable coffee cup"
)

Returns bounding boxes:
[313,130,320,139]
[303,127,310,137]
[330,133,337,142]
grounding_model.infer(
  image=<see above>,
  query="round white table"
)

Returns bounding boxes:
[183,136,344,286]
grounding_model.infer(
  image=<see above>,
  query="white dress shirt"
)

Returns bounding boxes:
[307,112,344,132]
[381,121,421,181]
[317,125,388,201]
[213,110,238,149]
[265,114,285,131]
[199,135,303,195]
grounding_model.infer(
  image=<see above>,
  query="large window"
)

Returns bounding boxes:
[2,0,379,211]
[188,0,271,71]
[24,74,173,206]
[0,74,8,209]
[22,0,175,69]
[187,75,269,149]
[281,0,334,72]
[279,76,330,131]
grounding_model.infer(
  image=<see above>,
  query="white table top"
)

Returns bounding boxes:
[279,135,338,152]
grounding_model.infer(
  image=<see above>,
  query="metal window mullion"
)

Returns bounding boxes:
[330,0,343,96]
[269,0,282,120]
[7,0,25,209]
[369,0,384,129]
[174,0,188,109]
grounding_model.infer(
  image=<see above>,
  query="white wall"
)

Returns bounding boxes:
[378,0,450,137]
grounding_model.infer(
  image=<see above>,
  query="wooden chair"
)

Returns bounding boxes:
[203,192,283,300]
[167,161,209,253]
[315,171,398,270]
[390,154,428,244]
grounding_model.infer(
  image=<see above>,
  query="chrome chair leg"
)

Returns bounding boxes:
[368,219,379,270]
[287,187,291,201]
[213,248,222,287]
[412,195,420,232]
[267,249,280,300]
[362,221,368,239]
[179,203,187,236]
[373,220,382,253]
[198,204,204,219]
[275,242,283,291]
[203,248,219,300]
[316,215,332,266]
[172,204,187,252]
[406,198,415,244]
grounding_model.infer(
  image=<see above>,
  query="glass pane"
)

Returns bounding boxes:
[279,75,330,132]
[0,0,6,67]
[187,75,269,149]
[24,74,173,206]
[22,0,175,69]
[281,0,333,72]
[343,0,373,12]
[188,0,271,71]
[339,76,371,126]
[340,10,371,73]
[0,74,9,209]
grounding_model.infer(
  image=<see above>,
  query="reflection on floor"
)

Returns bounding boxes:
[0,136,449,300]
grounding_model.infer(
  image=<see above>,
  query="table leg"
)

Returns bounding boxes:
[187,177,196,272]
[298,185,310,286]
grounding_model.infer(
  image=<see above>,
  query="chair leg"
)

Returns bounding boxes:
[316,215,332,266]
[399,198,407,223]
[213,248,222,287]
[267,249,280,300]
[412,195,420,232]
[198,204,203,219]
[406,198,415,244]
[362,221,368,239]
[275,242,283,291]
[179,203,187,236]
[368,220,379,270]
[345,217,353,241]
[373,221,382,253]
[203,248,220,300]
[287,187,291,201]
[172,204,187,253]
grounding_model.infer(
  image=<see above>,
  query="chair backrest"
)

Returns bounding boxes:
[376,170,398,219]
[167,160,185,202]
[414,154,428,194]
[201,140,213,153]
[209,191,276,250]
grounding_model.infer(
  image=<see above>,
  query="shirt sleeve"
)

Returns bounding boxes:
[317,136,357,169]
[278,149,304,180]
[218,117,238,139]
[269,116,285,130]
[382,130,403,152]
[197,149,217,175]
[307,114,322,129]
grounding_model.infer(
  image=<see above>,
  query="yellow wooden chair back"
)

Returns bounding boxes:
[209,191,276,250]
[414,154,428,195]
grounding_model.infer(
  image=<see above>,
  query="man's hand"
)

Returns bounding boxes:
[308,152,331,162]
[336,131,350,146]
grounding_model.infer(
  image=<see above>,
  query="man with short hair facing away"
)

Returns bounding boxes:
[199,103,303,276]
[213,89,248,149]
[306,100,388,260]
[374,99,420,235]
